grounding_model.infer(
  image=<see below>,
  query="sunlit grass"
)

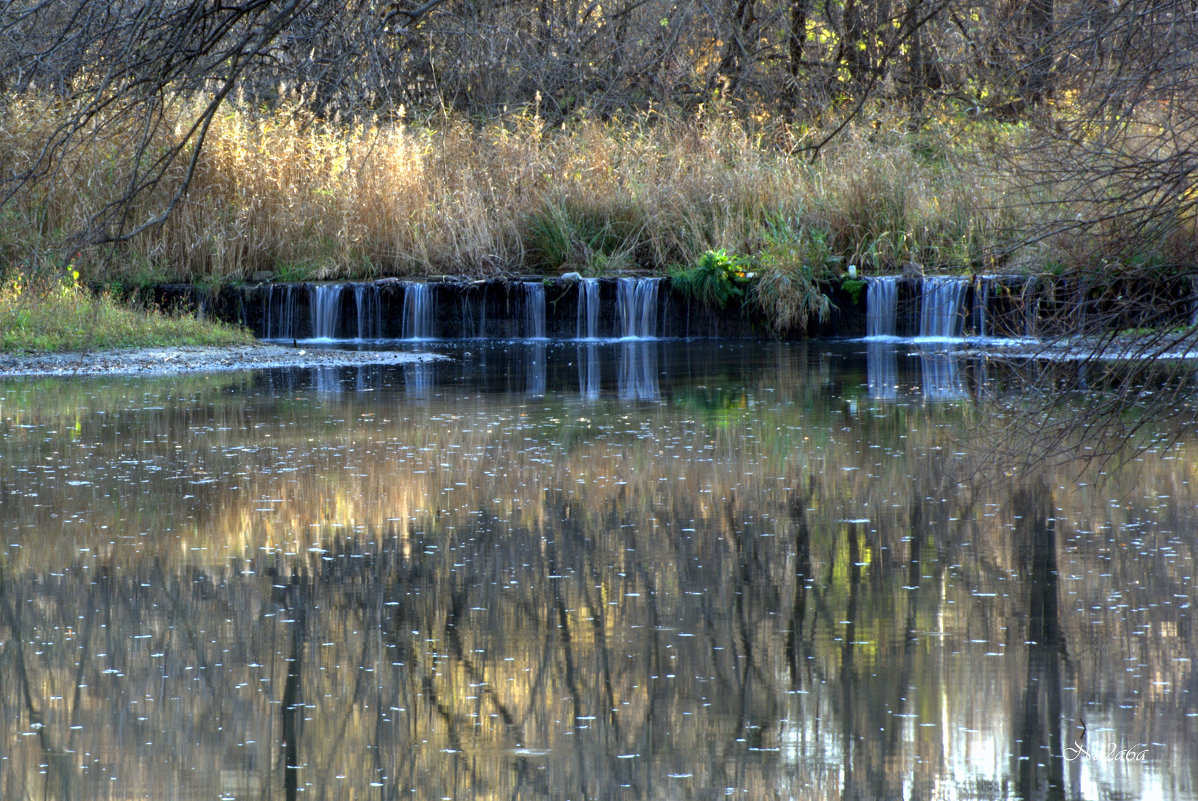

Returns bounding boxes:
[0,94,1029,286]
[0,273,253,353]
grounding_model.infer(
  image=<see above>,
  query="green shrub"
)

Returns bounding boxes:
[669,249,750,308]
[751,222,835,332]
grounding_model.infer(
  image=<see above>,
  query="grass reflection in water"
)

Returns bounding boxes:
[0,341,1194,800]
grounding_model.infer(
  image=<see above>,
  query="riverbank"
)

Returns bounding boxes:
[0,343,444,377]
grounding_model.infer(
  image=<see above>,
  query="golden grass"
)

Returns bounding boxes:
[0,95,1030,284]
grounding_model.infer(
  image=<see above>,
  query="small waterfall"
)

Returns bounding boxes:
[460,287,487,338]
[310,284,343,340]
[618,277,661,339]
[353,283,382,339]
[263,284,302,339]
[919,276,968,339]
[523,282,547,339]
[576,277,600,339]
[866,276,898,337]
[402,282,435,339]
[974,276,993,338]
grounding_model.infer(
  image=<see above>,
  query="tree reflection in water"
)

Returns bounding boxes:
[0,341,1193,800]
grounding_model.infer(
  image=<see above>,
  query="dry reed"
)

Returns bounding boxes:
[0,95,1029,284]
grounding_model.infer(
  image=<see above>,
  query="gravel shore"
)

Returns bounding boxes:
[0,343,444,377]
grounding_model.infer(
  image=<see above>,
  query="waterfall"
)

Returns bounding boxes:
[402,282,435,339]
[618,277,661,339]
[974,276,993,339]
[460,287,487,338]
[576,277,600,339]
[309,284,343,340]
[523,282,547,339]
[866,276,898,337]
[919,276,968,339]
[353,283,382,339]
[263,284,302,339]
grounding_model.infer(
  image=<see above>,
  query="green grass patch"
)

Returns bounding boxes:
[0,274,253,353]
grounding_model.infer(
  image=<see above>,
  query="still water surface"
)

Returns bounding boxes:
[1,340,1195,800]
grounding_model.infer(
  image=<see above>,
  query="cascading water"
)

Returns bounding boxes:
[524,282,547,339]
[618,277,661,339]
[577,278,600,339]
[973,276,993,338]
[309,284,343,340]
[460,288,487,339]
[263,284,302,339]
[402,282,435,339]
[866,276,898,337]
[353,283,382,339]
[919,276,968,339]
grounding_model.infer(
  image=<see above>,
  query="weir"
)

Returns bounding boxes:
[354,283,382,339]
[200,270,1193,343]
[263,284,303,340]
[524,282,547,339]
[919,276,969,338]
[577,277,600,339]
[618,277,662,339]
[310,284,343,340]
[866,276,899,337]
[402,282,435,339]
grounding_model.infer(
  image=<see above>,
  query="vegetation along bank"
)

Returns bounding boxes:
[1,1,1194,350]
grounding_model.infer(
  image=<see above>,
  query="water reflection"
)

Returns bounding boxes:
[526,341,547,397]
[867,340,899,399]
[917,343,967,400]
[0,342,1195,800]
[577,343,601,400]
[616,340,660,400]
[404,359,432,398]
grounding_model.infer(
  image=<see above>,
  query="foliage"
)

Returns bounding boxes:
[0,0,1192,291]
[751,222,836,333]
[669,249,751,309]
[0,272,252,353]
[0,98,1028,286]
[523,199,643,274]
[841,278,868,305]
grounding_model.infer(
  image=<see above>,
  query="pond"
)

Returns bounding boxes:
[1,339,1195,800]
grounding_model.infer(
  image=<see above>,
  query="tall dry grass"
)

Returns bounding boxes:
[0,94,1027,284]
